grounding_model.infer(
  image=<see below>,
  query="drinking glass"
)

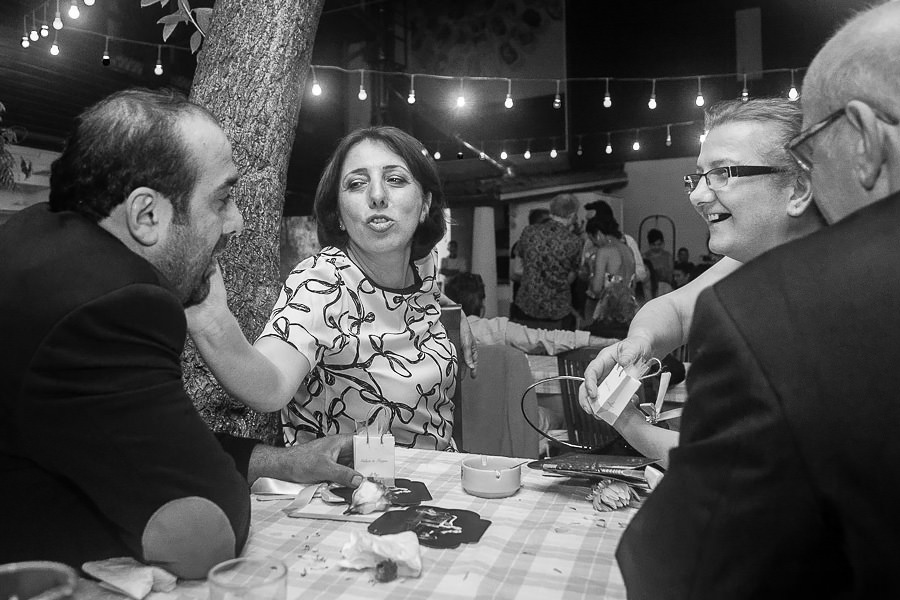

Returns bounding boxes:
[0,561,77,600]
[207,557,286,600]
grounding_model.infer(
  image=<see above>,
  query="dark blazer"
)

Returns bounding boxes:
[617,190,900,599]
[0,204,254,579]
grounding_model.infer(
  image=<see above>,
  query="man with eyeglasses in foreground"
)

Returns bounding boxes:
[615,2,900,597]
[579,97,823,468]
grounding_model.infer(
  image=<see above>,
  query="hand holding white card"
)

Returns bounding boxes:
[590,363,643,424]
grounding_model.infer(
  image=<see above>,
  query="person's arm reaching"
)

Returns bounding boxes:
[582,257,741,400]
[247,436,362,488]
[578,386,679,468]
[186,263,310,412]
[471,315,616,355]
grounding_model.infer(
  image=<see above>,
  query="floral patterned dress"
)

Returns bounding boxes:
[258,247,458,450]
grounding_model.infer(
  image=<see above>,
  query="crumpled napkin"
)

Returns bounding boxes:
[82,557,176,599]
[339,531,422,578]
[250,477,305,497]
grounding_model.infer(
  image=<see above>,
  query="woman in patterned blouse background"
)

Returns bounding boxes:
[189,126,473,450]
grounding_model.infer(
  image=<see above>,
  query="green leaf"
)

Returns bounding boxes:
[162,21,178,41]
[140,0,161,7]
[160,0,169,6]
[157,13,186,25]
[190,30,203,53]
[194,7,212,32]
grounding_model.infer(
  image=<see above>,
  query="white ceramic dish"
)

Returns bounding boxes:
[461,456,523,499]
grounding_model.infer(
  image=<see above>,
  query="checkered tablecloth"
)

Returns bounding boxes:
[160,448,633,600]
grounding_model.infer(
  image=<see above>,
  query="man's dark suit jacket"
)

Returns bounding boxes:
[618,190,900,599]
[0,204,254,579]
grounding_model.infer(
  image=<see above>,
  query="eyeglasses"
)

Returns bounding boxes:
[682,166,783,194]
[786,105,900,173]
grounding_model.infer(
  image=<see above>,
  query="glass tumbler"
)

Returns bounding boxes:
[207,557,286,600]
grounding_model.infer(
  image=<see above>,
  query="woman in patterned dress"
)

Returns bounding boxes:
[190,126,468,450]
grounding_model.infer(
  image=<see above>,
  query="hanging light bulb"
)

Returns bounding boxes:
[50,31,59,55]
[154,46,163,76]
[407,75,415,104]
[503,78,514,109]
[29,13,39,41]
[576,136,583,157]
[666,124,672,147]
[603,78,612,108]
[101,36,110,66]
[68,0,80,20]
[741,73,749,103]
[553,79,562,109]
[433,148,441,160]
[500,147,508,160]
[700,129,708,144]
[605,133,612,155]
[456,78,466,108]
[456,151,464,159]
[632,130,641,151]
[84,0,96,6]
[357,70,367,101]
[695,77,705,107]
[788,69,799,101]
[310,66,322,96]
[550,147,558,159]
[53,0,63,29]
[21,16,30,47]
[41,5,49,36]
[524,141,532,160]
[648,79,657,110]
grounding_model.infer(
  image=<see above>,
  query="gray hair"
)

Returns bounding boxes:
[704,98,803,184]
[549,193,579,218]
[803,1,900,122]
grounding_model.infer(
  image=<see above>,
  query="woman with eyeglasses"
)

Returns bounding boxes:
[579,98,826,468]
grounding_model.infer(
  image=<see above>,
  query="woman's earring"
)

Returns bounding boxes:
[338,221,345,231]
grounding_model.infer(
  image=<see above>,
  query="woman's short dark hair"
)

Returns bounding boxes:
[315,126,447,261]
[49,87,216,222]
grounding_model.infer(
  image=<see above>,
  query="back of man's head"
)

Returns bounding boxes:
[49,88,218,222]
[444,273,485,317]
[549,193,579,219]
[647,228,664,245]
[800,1,900,221]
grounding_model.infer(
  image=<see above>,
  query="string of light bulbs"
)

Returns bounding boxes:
[304,63,805,113]
[417,119,703,162]
[15,0,805,158]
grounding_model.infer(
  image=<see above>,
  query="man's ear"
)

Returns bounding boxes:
[125,187,167,247]
[845,100,887,191]
[787,171,815,217]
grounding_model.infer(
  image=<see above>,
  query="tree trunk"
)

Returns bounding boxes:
[183,0,326,444]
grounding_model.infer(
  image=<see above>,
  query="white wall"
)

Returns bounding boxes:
[620,157,709,262]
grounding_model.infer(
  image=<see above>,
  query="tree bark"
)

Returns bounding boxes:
[183,0,326,443]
